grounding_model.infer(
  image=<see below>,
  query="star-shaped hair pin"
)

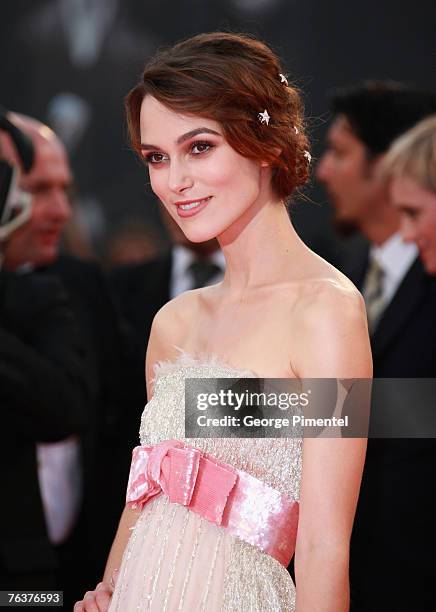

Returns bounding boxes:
[279,73,288,86]
[258,109,270,125]
[304,150,312,164]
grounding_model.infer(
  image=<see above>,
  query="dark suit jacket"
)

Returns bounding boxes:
[51,255,131,580]
[110,252,172,365]
[109,252,173,468]
[110,251,172,393]
[344,250,436,611]
[0,269,89,585]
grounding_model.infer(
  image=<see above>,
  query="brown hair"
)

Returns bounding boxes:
[125,32,310,200]
[381,114,436,194]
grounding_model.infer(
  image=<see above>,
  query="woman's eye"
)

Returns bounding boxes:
[145,152,168,165]
[191,141,213,155]
[144,142,213,165]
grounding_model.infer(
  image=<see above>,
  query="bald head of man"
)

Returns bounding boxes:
[0,113,72,269]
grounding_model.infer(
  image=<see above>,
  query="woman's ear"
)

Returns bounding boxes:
[260,147,282,167]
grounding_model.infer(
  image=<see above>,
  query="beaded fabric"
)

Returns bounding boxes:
[109,350,302,611]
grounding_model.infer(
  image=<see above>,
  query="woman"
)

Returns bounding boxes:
[75,32,371,611]
[382,114,436,275]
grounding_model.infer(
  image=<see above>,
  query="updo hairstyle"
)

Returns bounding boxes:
[125,32,310,200]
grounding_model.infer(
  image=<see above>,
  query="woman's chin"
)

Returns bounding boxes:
[181,227,220,244]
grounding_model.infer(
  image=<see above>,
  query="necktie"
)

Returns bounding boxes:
[188,259,221,289]
[363,256,386,333]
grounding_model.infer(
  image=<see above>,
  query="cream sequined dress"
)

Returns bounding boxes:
[109,352,302,611]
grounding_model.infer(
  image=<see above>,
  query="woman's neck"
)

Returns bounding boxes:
[218,194,307,294]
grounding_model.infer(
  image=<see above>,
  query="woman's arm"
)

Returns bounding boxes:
[101,307,173,580]
[102,505,142,583]
[74,304,182,611]
[73,505,141,611]
[293,285,372,612]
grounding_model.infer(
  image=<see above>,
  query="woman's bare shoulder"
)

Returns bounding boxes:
[293,256,364,315]
[148,285,220,355]
[151,288,203,347]
[145,289,206,393]
[289,261,371,378]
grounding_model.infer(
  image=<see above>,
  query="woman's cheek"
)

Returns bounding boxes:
[204,166,234,189]
[149,170,166,199]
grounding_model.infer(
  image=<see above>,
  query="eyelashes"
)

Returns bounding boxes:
[143,152,168,165]
[143,140,215,166]
[191,141,214,155]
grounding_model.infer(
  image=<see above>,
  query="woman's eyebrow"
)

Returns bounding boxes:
[141,127,221,151]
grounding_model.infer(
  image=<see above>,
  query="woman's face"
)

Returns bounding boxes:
[390,175,436,275]
[139,95,265,243]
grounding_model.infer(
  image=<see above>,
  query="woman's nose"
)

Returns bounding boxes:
[168,160,193,193]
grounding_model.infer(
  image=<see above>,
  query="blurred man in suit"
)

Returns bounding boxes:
[317,81,436,611]
[0,112,89,596]
[0,111,128,607]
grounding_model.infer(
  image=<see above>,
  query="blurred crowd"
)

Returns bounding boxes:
[1,29,436,612]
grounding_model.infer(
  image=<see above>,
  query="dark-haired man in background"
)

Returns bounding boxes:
[317,81,436,611]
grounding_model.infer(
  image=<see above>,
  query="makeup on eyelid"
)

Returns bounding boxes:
[143,141,215,165]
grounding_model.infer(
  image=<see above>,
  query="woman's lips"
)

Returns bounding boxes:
[175,196,212,218]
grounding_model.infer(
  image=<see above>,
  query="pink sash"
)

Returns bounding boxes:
[126,439,299,567]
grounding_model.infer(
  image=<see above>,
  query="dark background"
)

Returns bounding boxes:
[1,0,435,262]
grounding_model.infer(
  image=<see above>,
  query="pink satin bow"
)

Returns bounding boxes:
[126,440,299,566]
[127,440,238,525]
